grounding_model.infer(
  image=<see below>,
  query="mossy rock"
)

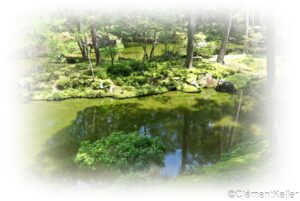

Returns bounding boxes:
[180,84,200,93]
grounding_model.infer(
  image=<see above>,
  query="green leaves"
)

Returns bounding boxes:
[74,132,166,171]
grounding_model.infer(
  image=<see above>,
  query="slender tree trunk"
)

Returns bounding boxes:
[217,13,232,64]
[77,41,84,59]
[91,24,101,66]
[85,37,95,79]
[104,26,115,66]
[76,17,88,61]
[244,8,249,54]
[150,32,157,58]
[142,45,148,61]
[172,30,177,54]
[185,14,196,68]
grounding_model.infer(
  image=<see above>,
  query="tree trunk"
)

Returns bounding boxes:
[185,14,196,68]
[104,26,115,66]
[243,8,249,54]
[142,45,148,61]
[77,41,86,60]
[150,32,157,58]
[217,13,232,64]
[91,24,101,66]
[76,17,88,61]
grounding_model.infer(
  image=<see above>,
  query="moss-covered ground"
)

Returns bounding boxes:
[18,54,265,100]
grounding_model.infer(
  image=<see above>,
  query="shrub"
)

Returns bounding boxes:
[91,81,99,89]
[63,69,72,76]
[194,41,219,58]
[83,69,96,76]
[107,64,133,76]
[94,69,108,79]
[129,60,147,72]
[107,60,148,77]
[56,78,72,90]
[74,132,166,171]
[114,77,126,86]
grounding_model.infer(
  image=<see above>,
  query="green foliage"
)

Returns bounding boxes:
[34,72,59,82]
[56,78,72,90]
[74,132,166,171]
[107,64,133,76]
[94,69,108,79]
[75,62,88,69]
[107,60,147,76]
[195,41,219,58]
[46,32,78,60]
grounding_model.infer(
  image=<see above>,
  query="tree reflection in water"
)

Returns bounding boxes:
[36,87,264,181]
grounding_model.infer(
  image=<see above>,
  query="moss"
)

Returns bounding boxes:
[180,84,200,93]
[56,78,72,90]
[75,62,88,70]
[20,55,265,100]
[225,73,251,89]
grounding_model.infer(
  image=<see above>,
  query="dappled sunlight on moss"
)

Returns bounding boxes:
[18,51,265,101]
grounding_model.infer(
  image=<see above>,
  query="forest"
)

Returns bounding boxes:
[17,6,274,185]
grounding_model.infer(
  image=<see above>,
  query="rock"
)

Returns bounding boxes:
[172,77,181,81]
[99,81,104,89]
[181,83,201,93]
[198,73,218,88]
[215,79,237,93]
[193,56,203,61]
[109,85,115,93]
[190,79,200,88]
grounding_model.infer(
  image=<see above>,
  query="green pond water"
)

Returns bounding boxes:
[21,86,265,183]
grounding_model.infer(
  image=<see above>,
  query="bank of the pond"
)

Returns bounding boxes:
[18,55,265,101]
[115,140,270,184]
[172,140,270,183]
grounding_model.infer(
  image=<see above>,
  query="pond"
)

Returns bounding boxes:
[21,86,265,183]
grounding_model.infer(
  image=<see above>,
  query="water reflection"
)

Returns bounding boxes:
[35,90,263,180]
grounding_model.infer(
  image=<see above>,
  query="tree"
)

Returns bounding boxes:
[90,23,101,66]
[75,16,89,61]
[103,25,116,66]
[149,31,158,58]
[217,12,232,64]
[185,13,196,68]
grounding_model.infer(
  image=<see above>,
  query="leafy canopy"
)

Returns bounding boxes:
[74,132,166,171]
